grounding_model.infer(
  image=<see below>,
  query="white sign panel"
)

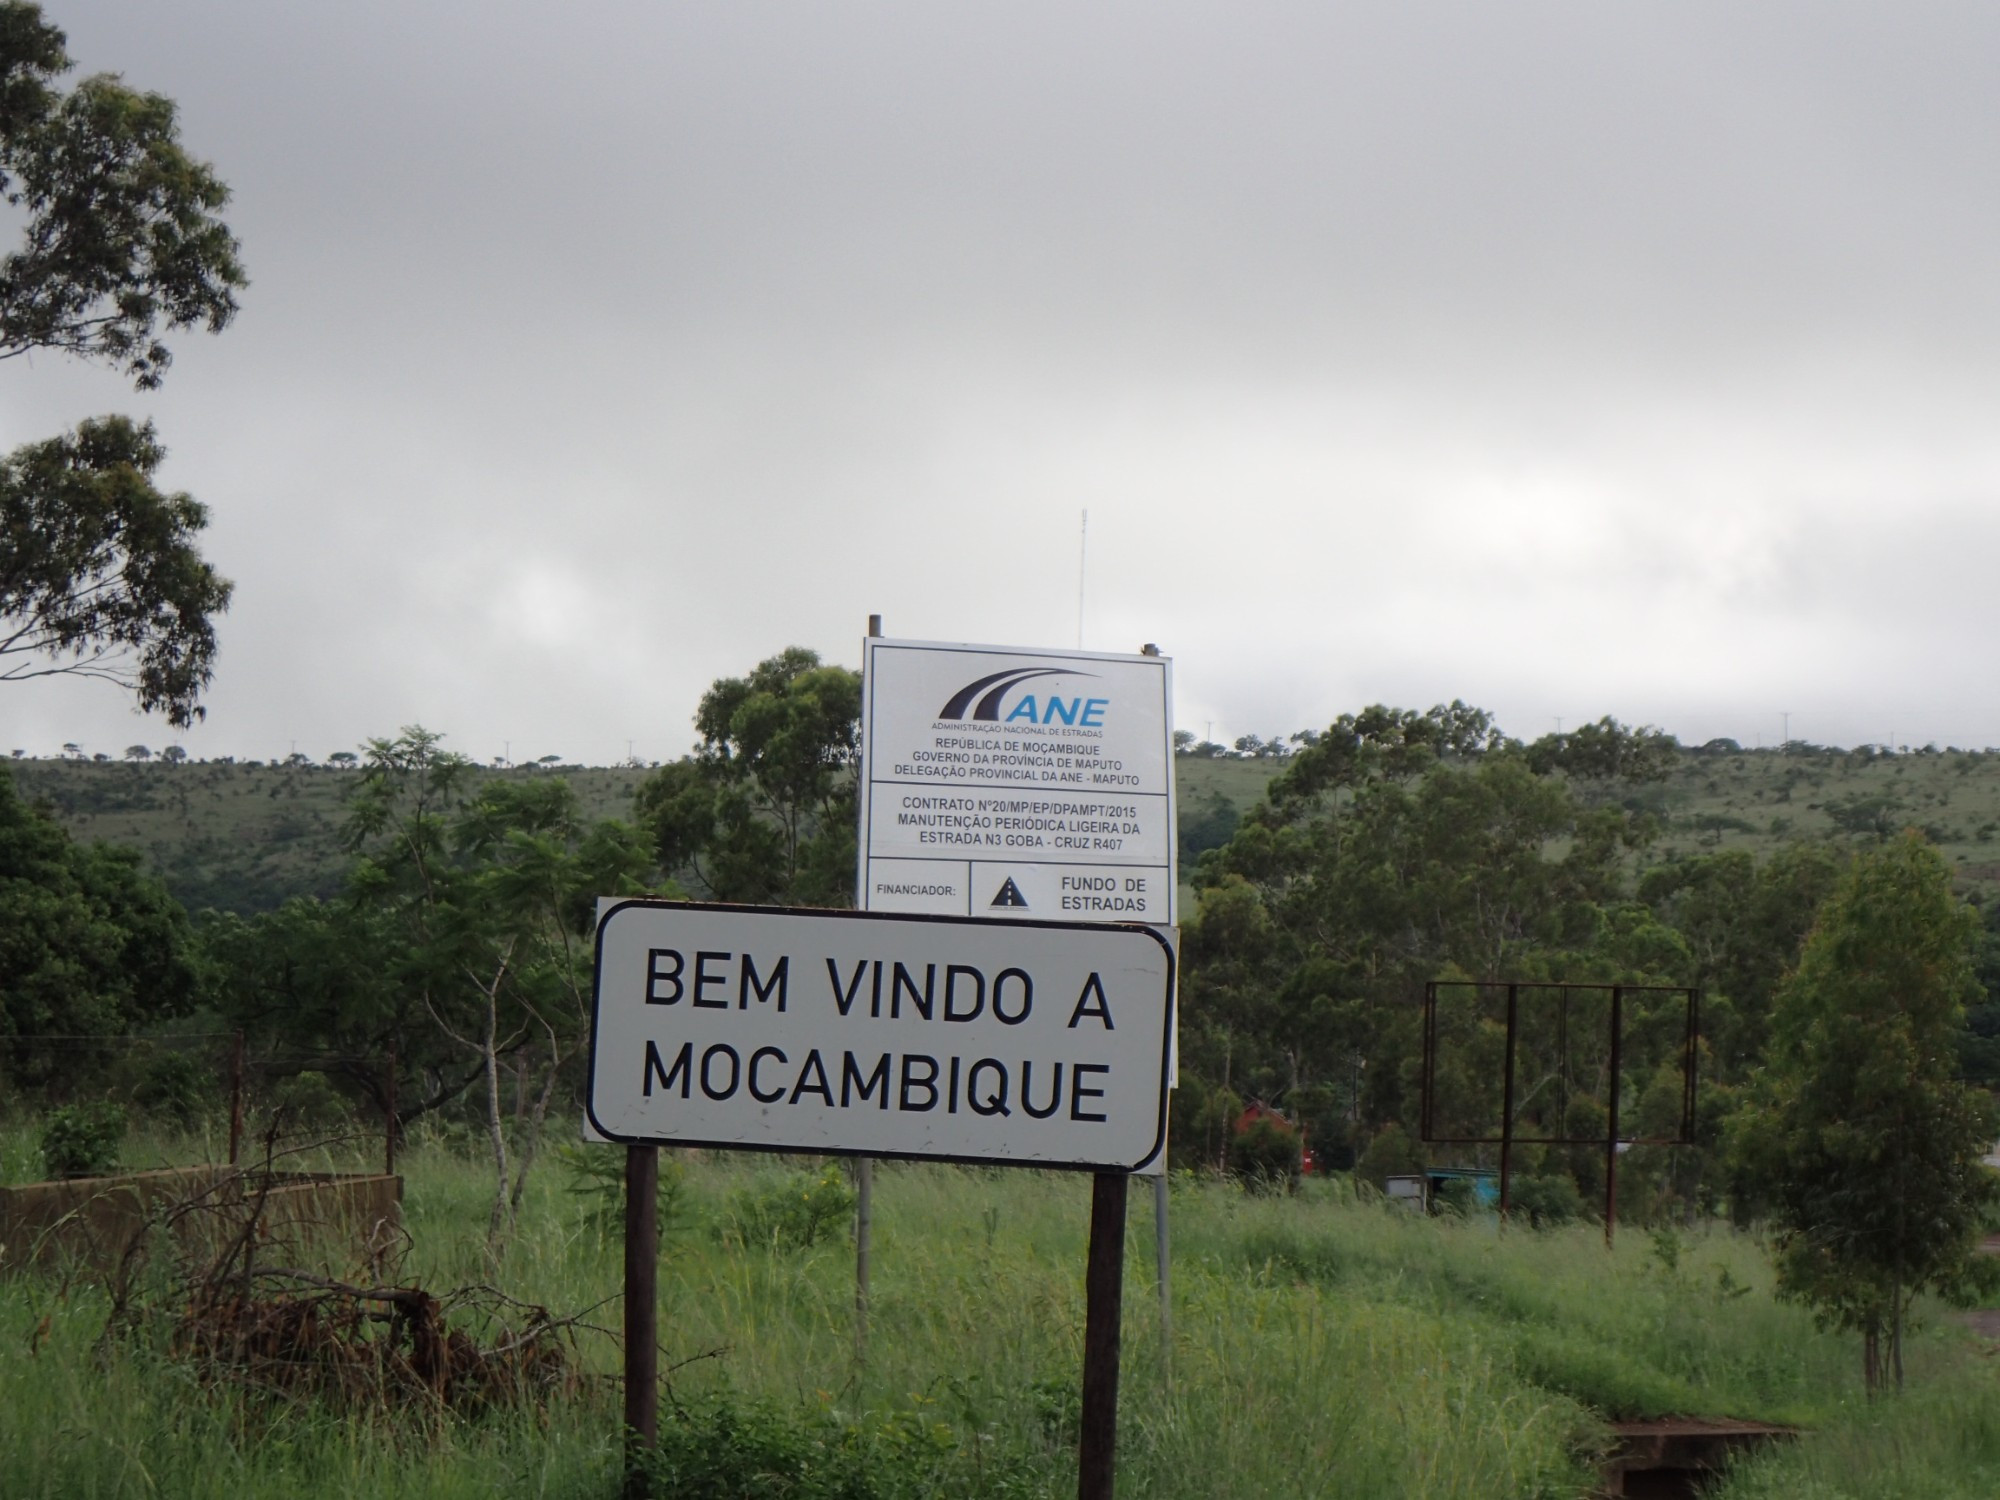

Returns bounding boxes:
[858,638,1177,925]
[587,901,1175,1172]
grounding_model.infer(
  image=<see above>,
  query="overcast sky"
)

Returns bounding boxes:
[7,2,2000,763]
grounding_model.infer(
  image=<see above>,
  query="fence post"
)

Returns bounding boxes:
[1498,985,1518,1225]
[1605,986,1623,1248]
[228,1030,244,1167]
[384,1048,398,1177]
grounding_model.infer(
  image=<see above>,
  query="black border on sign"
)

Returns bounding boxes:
[585,899,1177,1174]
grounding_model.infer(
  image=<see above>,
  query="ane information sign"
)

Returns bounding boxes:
[858,638,1177,925]
[586,900,1176,1173]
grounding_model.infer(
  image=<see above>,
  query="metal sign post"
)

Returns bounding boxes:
[1079,1172,1128,1500]
[622,1143,659,1500]
[856,614,881,1366]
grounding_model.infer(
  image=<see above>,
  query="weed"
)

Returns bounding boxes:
[555,1142,687,1241]
[639,1391,1054,1499]
[39,1101,125,1178]
[719,1164,856,1252]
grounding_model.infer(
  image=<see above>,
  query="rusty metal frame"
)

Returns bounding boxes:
[1420,980,1700,1244]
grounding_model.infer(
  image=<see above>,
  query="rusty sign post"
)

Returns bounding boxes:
[621,1142,659,1498]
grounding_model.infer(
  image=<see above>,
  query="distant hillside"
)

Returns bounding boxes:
[6,758,651,914]
[1175,742,2000,895]
[12,742,2000,916]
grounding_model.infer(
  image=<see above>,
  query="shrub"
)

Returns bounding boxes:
[39,1102,126,1179]
[555,1143,687,1240]
[1510,1173,1586,1228]
[134,1049,211,1125]
[721,1164,857,1251]
[268,1069,350,1132]
[1231,1117,1302,1193]
[639,1391,1048,1499]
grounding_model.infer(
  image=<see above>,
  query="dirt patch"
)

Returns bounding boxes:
[1950,1308,2000,1340]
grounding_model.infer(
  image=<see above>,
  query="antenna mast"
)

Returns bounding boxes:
[1077,509,1088,649]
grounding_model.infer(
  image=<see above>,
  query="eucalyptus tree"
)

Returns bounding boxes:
[0,3,245,725]
[636,647,861,907]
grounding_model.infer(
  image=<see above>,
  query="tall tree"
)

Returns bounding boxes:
[343,728,656,1242]
[1735,832,1999,1393]
[635,647,861,907]
[0,3,245,724]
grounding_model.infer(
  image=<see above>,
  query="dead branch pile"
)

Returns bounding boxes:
[172,1271,589,1413]
[86,1129,606,1419]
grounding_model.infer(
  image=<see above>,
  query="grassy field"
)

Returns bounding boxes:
[5,1119,2000,1498]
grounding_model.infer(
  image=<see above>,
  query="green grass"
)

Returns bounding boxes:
[6,1118,2000,1498]
[1639,746,2000,891]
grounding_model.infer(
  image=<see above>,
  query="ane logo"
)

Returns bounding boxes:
[939,667,1109,727]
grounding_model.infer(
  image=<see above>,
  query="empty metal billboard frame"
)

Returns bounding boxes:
[1419,980,1700,1244]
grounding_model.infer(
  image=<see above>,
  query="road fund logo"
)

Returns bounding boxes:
[938,667,1108,727]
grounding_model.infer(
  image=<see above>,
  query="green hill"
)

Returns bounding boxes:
[1176,742,2000,907]
[12,742,2000,917]
[5,758,652,914]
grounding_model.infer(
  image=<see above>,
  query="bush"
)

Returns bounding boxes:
[39,1102,126,1179]
[134,1049,211,1125]
[268,1069,350,1132]
[639,1391,1048,1499]
[1510,1173,1587,1229]
[721,1164,857,1251]
[1231,1117,1302,1193]
[1356,1122,1424,1189]
[556,1143,687,1240]
[1433,1177,1477,1217]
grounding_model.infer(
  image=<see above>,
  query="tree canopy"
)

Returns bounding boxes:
[635,647,861,907]
[0,2,243,723]
[0,416,231,725]
[0,759,202,1088]
[0,2,244,384]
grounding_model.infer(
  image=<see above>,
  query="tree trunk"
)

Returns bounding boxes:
[1863,1325,1880,1398]
[508,1028,563,1217]
[1891,1287,1905,1394]
[482,982,511,1244]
